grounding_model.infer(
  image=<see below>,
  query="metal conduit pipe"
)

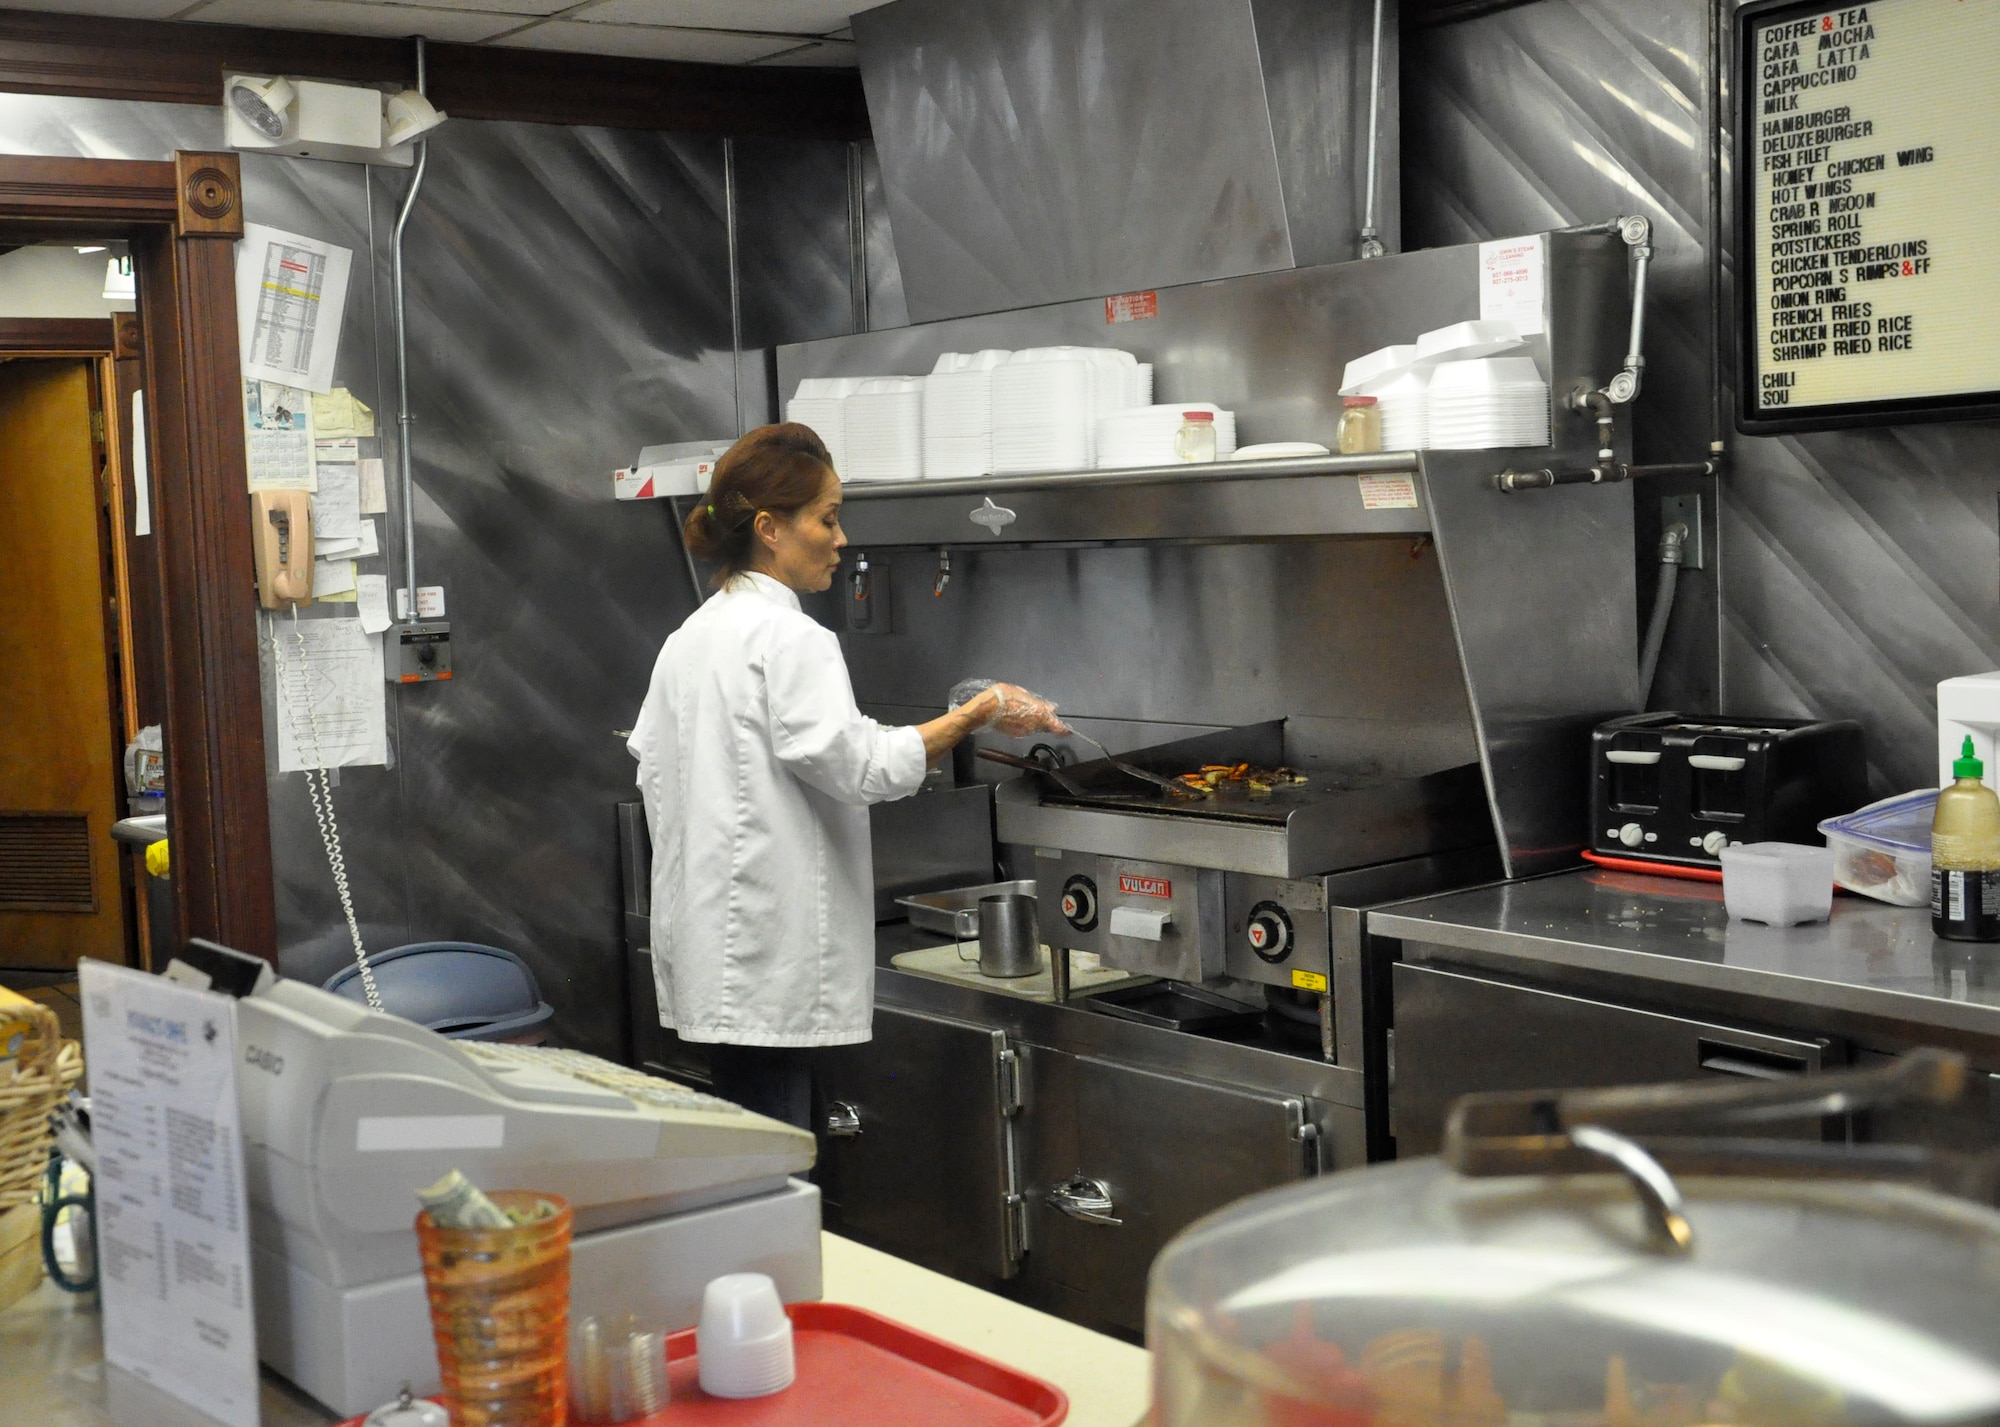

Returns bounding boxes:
[1638,522,1689,708]
[391,35,430,623]
[1359,0,1387,259]
[724,137,744,436]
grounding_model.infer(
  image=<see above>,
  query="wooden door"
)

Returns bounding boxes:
[0,358,127,969]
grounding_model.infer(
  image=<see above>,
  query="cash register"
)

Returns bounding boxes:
[194,945,819,1416]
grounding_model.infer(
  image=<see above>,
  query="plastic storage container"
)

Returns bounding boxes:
[1718,841,1834,926]
[1818,788,1937,906]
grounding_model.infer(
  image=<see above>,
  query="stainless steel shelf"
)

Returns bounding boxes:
[837,452,1432,546]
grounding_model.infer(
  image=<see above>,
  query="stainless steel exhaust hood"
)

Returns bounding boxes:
[853,0,1398,323]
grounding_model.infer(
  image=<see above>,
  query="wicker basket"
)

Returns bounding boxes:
[0,993,83,1215]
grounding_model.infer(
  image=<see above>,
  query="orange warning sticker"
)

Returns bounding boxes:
[1104,291,1158,324]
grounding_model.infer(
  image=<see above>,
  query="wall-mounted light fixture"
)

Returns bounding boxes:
[223,73,445,167]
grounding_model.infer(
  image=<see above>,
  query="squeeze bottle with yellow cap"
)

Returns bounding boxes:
[1932,736,2000,942]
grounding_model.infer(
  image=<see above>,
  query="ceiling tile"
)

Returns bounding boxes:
[183,0,532,40]
[494,20,799,62]
[0,0,193,18]
[573,0,855,35]
[751,38,857,66]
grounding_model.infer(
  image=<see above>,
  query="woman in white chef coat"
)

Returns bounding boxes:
[628,423,1065,1128]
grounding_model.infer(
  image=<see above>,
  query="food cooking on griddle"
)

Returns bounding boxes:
[1174,763,1311,798]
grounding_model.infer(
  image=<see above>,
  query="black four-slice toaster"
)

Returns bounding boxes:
[1588,712,1867,874]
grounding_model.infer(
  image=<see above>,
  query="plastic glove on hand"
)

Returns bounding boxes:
[947,678,1072,738]
[988,683,1071,738]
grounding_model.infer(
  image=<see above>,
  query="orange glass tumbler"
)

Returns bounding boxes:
[415,1190,574,1427]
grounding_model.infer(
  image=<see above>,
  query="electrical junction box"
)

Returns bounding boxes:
[390,622,452,683]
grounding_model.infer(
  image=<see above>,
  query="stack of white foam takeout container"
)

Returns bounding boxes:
[1338,320,1551,450]
[921,350,1009,481]
[838,377,925,481]
[783,377,868,474]
[991,347,1147,474]
[1093,404,1238,468]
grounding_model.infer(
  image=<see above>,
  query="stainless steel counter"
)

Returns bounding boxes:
[1373,867,2000,1050]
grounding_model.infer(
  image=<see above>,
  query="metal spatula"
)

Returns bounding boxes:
[1068,730,1205,799]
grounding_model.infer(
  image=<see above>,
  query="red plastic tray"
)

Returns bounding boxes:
[335,1302,1068,1427]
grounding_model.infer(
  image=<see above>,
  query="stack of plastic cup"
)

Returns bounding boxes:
[570,1314,669,1422]
[697,1273,796,1399]
[415,1191,573,1427]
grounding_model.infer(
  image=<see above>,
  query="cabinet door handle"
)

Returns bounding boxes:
[1697,1039,1809,1080]
[1605,750,1661,765]
[1047,1173,1121,1226]
[1688,754,1747,772]
[823,1100,862,1137]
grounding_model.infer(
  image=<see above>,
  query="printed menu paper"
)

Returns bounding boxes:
[81,959,259,1427]
[236,222,351,395]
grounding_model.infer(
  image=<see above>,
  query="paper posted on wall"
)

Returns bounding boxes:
[245,378,315,492]
[270,615,388,771]
[310,387,375,438]
[236,222,352,395]
[130,390,151,536]
[311,461,362,543]
[1478,235,1547,336]
[357,457,388,514]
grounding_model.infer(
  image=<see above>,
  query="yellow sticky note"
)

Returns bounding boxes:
[318,588,358,603]
[350,397,375,437]
[310,388,355,435]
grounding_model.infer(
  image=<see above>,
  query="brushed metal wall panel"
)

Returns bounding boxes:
[1404,0,1719,716]
[1405,0,2000,796]
[2,95,863,1057]
[853,0,1298,321]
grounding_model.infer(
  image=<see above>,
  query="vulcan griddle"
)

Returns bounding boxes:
[995,720,1494,879]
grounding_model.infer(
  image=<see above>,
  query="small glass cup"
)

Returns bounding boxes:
[416,1191,574,1427]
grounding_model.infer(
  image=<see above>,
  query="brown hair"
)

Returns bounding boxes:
[682,422,836,586]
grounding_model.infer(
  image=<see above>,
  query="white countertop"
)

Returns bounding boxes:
[2,1231,1151,1427]
[821,1231,1150,1427]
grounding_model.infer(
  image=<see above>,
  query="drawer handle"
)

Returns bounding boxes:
[1047,1172,1122,1226]
[823,1101,862,1137]
[1605,750,1661,765]
[1697,1040,1809,1080]
[1688,754,1747,772]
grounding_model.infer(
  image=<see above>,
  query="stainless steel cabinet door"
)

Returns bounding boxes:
[1391,962,1837,1155]
[815,1006,1018,1280]
[1018,1048,1319,1333]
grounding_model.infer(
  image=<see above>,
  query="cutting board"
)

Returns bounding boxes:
[889,944,1144,1003]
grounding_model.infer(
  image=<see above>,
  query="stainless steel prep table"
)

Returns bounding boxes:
[1370,867,2000,1156]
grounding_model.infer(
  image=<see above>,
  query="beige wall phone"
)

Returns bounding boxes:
[253,489,314,609]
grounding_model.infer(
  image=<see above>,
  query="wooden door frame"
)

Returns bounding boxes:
[0,153,275,961]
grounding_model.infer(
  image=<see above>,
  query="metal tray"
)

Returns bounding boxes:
[895,880,1037,940]
[1083,981,1266,1036]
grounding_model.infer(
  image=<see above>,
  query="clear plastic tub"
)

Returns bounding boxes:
[1818,788,1937,907]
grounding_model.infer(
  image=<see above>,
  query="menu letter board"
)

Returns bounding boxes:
[1736,0,2000,432]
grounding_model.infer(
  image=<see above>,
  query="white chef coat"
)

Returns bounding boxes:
[628,571,927,1046]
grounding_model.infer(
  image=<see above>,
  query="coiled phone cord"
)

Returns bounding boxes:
[271,607,383,1011]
